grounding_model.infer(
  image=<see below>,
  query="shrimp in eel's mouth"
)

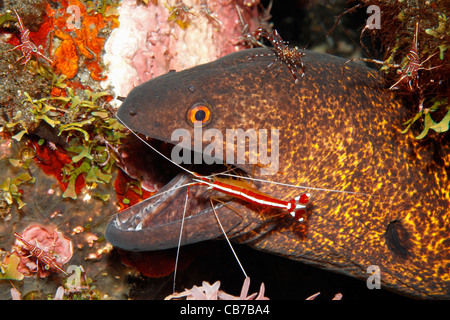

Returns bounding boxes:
[105,134,251,251]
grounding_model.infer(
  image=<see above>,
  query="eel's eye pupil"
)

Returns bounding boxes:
[186,102,212,127]
[195,109,206,121]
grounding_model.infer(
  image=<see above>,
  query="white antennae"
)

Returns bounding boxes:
[173,186,190,293]
[115,113,197,176]
[218,173,371,196]
[209,198,248,278]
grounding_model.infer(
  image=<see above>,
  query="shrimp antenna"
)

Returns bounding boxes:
[218,173,371,196]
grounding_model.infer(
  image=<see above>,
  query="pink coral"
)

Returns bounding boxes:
[165,277,269,300]
[13,225,73,277]
[306,292,343,300]
[102,0,267,98]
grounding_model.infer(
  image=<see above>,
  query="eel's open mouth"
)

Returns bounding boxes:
[105,135,249,251]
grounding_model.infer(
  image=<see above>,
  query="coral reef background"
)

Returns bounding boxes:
[102,0,266,98]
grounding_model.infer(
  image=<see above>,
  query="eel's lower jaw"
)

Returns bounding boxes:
[105,168,239,251]
[112,171,205,232]
[113,173,188,232]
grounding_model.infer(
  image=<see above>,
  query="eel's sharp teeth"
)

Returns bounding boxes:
[115,215,122,228]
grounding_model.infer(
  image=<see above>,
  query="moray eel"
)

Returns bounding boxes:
[105,48,450,299]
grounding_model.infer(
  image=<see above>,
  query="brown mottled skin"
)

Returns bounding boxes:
[106,48,450,298]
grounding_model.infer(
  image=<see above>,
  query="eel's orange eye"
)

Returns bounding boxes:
[186,102,212,127]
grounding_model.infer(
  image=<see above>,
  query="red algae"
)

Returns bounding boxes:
[118,249,195,278]
[114,169,154,211]
[30,139,85,198]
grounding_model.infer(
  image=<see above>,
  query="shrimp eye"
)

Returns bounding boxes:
[186,102,212,127]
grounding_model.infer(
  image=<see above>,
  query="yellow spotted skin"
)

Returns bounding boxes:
[117,48,450,298]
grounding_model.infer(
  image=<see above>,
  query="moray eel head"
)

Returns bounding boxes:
[106,48,450,299]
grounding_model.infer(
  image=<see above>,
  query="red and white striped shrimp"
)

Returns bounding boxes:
[5,9,53,65]
[13,232,68,276]
[192,174,310,221]
[343,21,440,95]
[389,21,440,92]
